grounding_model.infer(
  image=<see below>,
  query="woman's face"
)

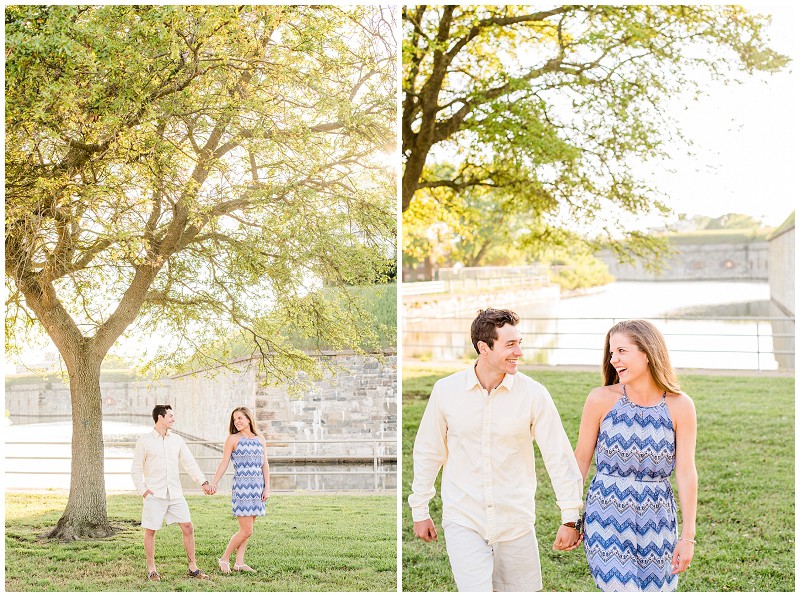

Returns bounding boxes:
[233,411,251,433]
[608,333,650,385]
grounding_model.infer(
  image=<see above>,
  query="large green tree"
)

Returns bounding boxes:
[5,5,395,540]
[402,5,787,257]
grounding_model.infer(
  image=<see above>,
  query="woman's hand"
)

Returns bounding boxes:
[671,538,694,574]
[262,487,271,501]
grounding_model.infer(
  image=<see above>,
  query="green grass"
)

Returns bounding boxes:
[401,365,795,592]
[5,493,396,592]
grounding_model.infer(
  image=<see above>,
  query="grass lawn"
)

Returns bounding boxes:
[401,365,795,592]
[6,493,396,592]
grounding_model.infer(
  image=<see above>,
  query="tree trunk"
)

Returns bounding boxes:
[46,353,114,540]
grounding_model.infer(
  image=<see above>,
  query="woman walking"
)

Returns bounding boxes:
[575,320,697,591]
[210,407,270,573]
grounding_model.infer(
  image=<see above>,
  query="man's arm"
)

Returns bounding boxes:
[531,386,584,520]
[407,382,448,538]
[177,435,208,488]
[531,385,584,550]
[131,437,149,497]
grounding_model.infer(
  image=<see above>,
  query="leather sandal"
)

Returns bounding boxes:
[218,559,231,574]
[148,570,160,581]
[233,563,256,572]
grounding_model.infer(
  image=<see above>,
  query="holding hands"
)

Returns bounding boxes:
[202,482,216,496]
[553,524,582,551]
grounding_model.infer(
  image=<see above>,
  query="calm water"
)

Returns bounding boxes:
[4,419,396,491]
[542,281,778,370]
[404,281,792,370]
[4,419,153,491]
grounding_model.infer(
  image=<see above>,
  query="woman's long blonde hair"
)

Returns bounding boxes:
[602,320,681,394]
[228,406,260,436]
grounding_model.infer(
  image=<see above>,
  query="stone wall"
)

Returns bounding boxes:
[768,223,794,317]
[5,351,397,453]
[767,220,795,369]
[5,351,397,492]
[5,377,169,425]
[255,352,397,454]
[598,241,768,281]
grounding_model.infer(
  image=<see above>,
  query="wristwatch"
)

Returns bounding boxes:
[563,517,583,535]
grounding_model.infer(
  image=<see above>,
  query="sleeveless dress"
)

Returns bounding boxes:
[584,386,678,592]
[231,435,266,517]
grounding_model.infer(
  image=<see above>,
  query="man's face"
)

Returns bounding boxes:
[159,409,175,428]
[480,324,523,376]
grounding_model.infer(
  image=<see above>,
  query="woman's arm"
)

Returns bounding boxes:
[210,434,237,489]
[260,435,270,500]
[671,393,698,574]
[574,388,606,484]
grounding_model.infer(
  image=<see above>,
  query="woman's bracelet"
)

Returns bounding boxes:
[679,537,696,544]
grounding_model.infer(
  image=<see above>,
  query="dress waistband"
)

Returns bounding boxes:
[595,471,670,483]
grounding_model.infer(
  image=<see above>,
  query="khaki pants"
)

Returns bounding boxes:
[443,521,543,592]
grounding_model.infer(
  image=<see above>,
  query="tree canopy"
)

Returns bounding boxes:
[6,5,396,376]
[402,5,788,263]
[5,4,396,539]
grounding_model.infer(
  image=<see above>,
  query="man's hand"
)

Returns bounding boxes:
[552,524,582,551]
[413,518,438,542]
[202,483,214,495]
[142,489,153,499]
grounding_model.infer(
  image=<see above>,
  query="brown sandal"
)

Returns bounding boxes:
[148,571,160,581]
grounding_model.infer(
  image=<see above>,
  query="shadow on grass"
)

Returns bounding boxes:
[6,493,396,592]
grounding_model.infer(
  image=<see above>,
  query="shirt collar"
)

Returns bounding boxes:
[151,427,170,438]
[465,361,516,392]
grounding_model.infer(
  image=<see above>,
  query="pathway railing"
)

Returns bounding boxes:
[403,315,795,371]
[5,438,397,492]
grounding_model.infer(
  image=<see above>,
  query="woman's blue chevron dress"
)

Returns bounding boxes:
[584,386,678,591]
[231,436,266,517]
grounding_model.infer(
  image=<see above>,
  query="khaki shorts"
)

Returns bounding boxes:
[443,521,543,592]
[141,495,191,531]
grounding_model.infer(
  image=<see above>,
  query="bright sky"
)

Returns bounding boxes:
[647,1,798,227]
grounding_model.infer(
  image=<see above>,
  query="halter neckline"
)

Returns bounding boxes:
[622,384,666,408]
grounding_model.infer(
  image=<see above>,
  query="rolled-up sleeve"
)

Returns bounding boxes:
[408,383,448,522]
[531,388,584,523]
[178,436,207,486]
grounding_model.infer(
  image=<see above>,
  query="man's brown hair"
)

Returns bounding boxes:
[152,404,172,423]
[470,308,520,354]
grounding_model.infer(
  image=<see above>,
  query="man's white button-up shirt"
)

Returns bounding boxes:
[131,428,207,499]
[409,364,583,545]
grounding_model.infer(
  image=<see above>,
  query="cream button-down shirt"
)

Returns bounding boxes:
[409,364,583,545]
[131,428,207,499]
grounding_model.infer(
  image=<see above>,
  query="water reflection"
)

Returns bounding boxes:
[404,281,792,370]
[4,420,396,492]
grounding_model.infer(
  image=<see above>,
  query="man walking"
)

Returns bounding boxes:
[409,308,584,592]
[131,404,214,581]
